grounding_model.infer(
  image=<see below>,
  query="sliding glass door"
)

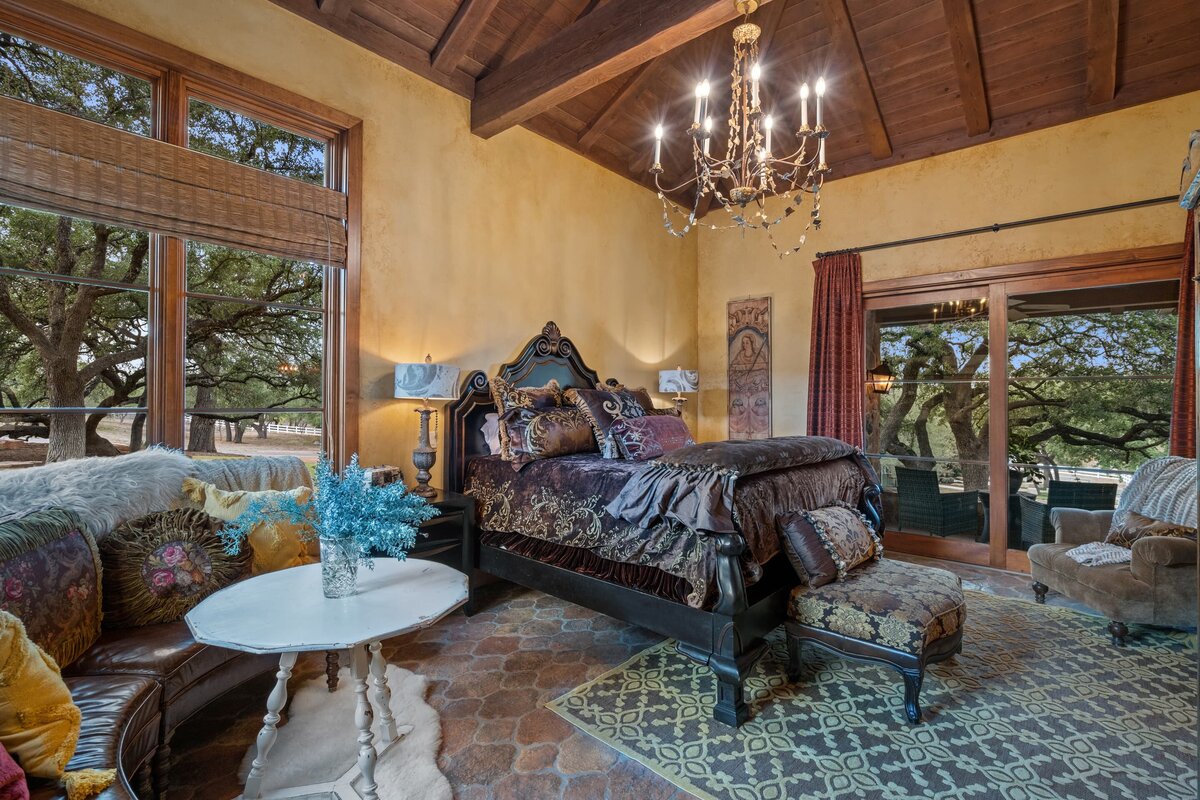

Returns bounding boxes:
[865,253,1182,570]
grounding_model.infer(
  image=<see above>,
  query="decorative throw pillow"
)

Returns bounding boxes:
[788,504,881,582]
[777,511,839,587]
[564,387,647,450]
[0,508,101,669]
[607,416,695,461]
[0,610,80,779]
[1105,510,1197,548]
[99,509,251,629]
[182,479,316,575]
[502,407,597,471]
[489,378,562,461]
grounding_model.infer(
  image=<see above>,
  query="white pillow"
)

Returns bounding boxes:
[481,413,501,456]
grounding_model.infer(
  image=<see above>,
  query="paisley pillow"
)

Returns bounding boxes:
[502,406,597,471]
[99,509,250,629]
[1105,510,1197,548]
[785,504,881,583]
[489,378,561,460]
[564,387,647,451]
[607,416,695,461]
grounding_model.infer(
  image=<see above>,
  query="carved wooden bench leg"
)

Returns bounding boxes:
[1032,582,1048,604]
[901,668,924,724]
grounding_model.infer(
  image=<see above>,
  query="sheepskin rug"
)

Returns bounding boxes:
[0,448,194,538]
[238,664,451,800]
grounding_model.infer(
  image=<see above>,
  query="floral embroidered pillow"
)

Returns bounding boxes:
[607,416,695,461]
[501,407,597,471]
[99,509,250,628]
[793,504,881,582]
[489,378,562,460]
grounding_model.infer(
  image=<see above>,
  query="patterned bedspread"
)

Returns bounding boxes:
[465,452,874,609]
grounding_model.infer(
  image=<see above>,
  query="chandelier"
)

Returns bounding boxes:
[650,0,830,257]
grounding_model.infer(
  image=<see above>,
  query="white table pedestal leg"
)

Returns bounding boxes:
[243,651,297,800]
[368,642,398,744]
[351,645,379,800]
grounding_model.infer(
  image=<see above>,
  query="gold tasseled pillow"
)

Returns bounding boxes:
[0,609,79,778]
[181,479,317,575]
[488,378,562,461]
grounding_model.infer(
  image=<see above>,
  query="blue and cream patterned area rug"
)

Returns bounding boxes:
[547,592,1197,800]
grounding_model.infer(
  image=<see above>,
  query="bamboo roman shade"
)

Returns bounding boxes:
[0,94,347,266]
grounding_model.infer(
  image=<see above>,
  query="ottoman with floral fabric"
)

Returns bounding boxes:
[785,558,966,723]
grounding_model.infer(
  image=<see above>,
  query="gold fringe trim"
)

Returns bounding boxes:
[62,768,117,800]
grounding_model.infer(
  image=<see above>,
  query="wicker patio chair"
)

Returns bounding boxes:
[894,467,980,538]
[1018,480,1118,550]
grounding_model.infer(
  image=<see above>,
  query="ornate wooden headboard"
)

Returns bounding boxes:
[444,321,610,493]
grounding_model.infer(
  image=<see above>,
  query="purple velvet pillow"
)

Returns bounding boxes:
[608,416,695,461]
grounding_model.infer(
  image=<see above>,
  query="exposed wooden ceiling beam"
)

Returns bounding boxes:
[817,0,891,160]
[315,0,351,19]
[431,0,502,75]
[1085,0,1120,105]
[578,61,657,152]
[471,0,777,139]
[940,0,989,136]
[270,0,474,97]
[574,0,602,21]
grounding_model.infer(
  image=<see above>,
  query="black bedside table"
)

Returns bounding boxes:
[410,489,478,615]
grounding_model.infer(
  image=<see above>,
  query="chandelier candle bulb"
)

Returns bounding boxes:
[763,115,773,155]
[815,76,825,128]
[800,83,810,130]
[751,63,762,109]
[703,117,712,156]
[693,82,704,124]
[654,124,663,166]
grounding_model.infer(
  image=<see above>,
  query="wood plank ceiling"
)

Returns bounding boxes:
[275,0,1200,203]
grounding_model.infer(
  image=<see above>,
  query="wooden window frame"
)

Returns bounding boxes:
[864,243,1185,572]
[0,0,362,465]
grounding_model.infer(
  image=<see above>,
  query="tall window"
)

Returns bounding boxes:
[0,15,357,469]
[184,101,329,462]
[0,34,153,464]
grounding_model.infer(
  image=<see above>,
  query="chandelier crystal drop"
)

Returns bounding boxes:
[650,0,831,257]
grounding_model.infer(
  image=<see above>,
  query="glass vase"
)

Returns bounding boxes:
[319,536,359,599]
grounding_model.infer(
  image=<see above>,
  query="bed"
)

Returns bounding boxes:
[445,322,882,726]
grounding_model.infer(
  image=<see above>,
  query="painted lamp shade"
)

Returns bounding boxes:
[659,369,699,394]
[394,360,461,400]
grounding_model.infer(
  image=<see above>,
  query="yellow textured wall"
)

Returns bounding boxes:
[61,0,698,483]
[696,92,1200,442]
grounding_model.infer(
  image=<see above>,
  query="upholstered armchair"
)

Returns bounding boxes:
[1028,457,1197,646]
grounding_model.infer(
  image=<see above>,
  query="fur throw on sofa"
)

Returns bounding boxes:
[0,449,312,540]
[0,449,194,539]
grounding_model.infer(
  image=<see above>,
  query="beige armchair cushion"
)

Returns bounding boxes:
[1049,508,1114,546]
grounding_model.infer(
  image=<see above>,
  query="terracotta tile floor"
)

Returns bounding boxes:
[168,555,1092,800]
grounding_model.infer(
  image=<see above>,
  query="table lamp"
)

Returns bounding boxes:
[394,355,461,498]
[658,367,699,413]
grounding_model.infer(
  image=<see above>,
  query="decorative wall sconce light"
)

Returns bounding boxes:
[867,362,895,395]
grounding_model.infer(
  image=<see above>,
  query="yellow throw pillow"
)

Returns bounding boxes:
[181,479,317,575]
[0,610,80,779]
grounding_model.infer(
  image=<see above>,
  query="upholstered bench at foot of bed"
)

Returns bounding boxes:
[784,558,966,723]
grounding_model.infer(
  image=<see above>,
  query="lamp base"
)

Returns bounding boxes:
[412,406,438,498]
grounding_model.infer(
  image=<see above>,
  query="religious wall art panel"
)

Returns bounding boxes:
[728,297,771,440]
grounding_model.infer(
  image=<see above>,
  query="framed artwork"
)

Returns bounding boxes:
[728,297,771,439]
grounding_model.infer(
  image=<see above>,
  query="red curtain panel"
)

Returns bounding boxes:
[1170,210,1196,458]
[807,252,865,447]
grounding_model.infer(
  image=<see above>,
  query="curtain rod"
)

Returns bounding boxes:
[815,195,1178,259]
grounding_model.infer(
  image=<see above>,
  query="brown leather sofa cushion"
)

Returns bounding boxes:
[27,675,160,800]
[64,621,273,731]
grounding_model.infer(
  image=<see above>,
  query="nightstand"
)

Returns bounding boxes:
[409,489,478,616]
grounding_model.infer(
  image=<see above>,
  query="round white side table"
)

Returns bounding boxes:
[185,558,468,800]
